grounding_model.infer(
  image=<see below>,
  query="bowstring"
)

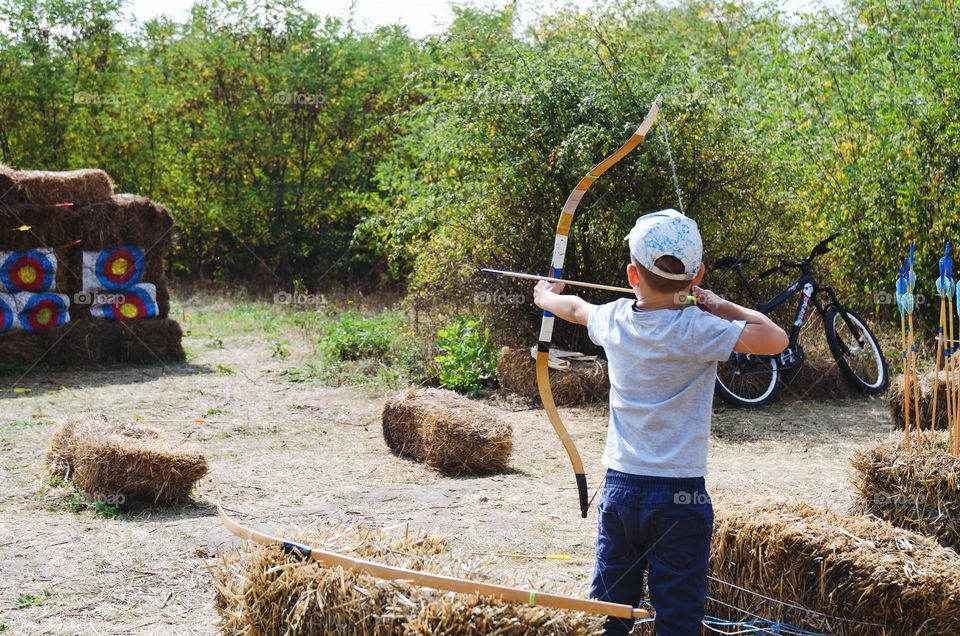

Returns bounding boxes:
[659,121,685,215]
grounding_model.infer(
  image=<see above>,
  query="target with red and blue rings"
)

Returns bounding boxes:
[84,246,145,291]
[19,293,69,333]
[91,283,158,322]
[0,249,56,293]
[0,293,18,333]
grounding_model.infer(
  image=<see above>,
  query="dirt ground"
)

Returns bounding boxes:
[0,295,892,635]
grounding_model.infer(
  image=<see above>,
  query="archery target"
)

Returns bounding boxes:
[18,292,69,333]
[90,283,158,322]
[83,246,146,292]
[0,249,56,293]
[0,293,20,333]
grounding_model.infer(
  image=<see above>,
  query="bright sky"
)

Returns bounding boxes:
[123,0,841,38]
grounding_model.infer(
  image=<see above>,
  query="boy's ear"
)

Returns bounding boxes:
[692,263,706,286]
[626,262,642,287]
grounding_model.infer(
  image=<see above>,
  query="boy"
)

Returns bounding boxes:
[533,209,787,635]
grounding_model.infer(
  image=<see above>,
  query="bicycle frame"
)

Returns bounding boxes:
[727,263,863,352]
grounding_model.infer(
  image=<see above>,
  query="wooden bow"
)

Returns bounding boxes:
[217,503,650,620]
[536,94,664,517]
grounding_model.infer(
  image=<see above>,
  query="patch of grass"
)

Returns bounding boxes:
[279,367,316,383]
[5,418,51,428]
[215,363,235,376]
[313,310,428,388]
[89,500,123,519]
[47,474,67,488]
[44,478,126,519]
[205,407,225,416]
[319,310,405,360]
[13,590,50,609]
[271,339,291,358]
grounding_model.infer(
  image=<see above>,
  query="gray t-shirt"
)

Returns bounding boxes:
[587,299,745,478]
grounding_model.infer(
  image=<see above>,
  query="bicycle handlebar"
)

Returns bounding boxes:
[754,233,841,280]
[809,231,841,259]
[714,232,840,279]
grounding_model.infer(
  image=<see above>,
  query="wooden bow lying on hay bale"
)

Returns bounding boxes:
[496,346,609,407]
[213,504,649,634]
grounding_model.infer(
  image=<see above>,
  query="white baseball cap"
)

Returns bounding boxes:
[625,209,703,280]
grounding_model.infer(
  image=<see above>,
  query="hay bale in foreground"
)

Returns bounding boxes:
[382,388,513,475]
[211,524,603,635]
[886,370,956,431]
[497,347,609,406]
[850,432,960,552]
[10,167,114,206]
[45,413,207,505]
[710,496,960,635]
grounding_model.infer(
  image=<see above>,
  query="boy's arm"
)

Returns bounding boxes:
[532,280,596,326]
[692,286,788,355]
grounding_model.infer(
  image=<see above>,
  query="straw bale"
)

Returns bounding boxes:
[11,168,114,206]
[0,164,17,203]
[780,356,854,400]
[850,431,960,552]
[0,318,184,365]
[0,203,76,251]
[73,194,174,253]
[887,370,956,431]
[496,347,609,406]
[382,388,513,475]
[709,495,960,635]
[45,413,206,505]
[211,524,604,635]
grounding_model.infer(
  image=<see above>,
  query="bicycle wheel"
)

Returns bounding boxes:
[824,305,889,394]
[715,353,781,407]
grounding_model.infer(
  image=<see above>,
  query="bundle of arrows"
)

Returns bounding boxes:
[898,241,960,456]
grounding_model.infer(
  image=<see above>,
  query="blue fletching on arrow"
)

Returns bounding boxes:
[938,259,946,295]
[910,241,915,266]
[905,293,915,313]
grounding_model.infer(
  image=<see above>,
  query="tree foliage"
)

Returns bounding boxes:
[0,0,957,340]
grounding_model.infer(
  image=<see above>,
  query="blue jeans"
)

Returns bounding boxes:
[590,470,713,636]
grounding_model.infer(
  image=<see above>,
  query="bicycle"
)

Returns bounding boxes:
[711,232,889,407]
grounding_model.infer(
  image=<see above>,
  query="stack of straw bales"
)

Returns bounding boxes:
[0,164,182,364]
[887,370,955,431]
[710,496,960,634]
[850,431,960,552]
[46,413,207,505]
[382,388,513,475]
[211,524,604,635]
[497,347,609,406]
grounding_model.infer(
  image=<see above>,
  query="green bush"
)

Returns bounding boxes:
[319,310,406,361]
[433,315,497,394]
[311,309,428,388]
